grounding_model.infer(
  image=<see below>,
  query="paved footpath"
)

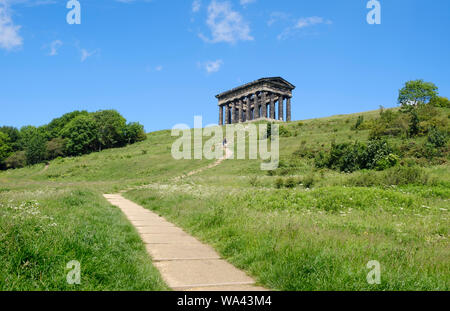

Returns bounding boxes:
[104,194,266,291]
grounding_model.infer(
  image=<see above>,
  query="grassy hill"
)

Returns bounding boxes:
[1,107,449,290]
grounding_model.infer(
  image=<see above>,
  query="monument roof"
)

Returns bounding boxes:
[215,77,295,99]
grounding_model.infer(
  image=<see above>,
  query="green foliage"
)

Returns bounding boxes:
[45,111,89,139]
[409,109,420,137]
[279,125,292,137]
[0,132,13,168]
[4,151,27,169]
[62,115,98,156]
[124,122,147,144]
[398,79,438,111]
[46,138,66,160]
[316,139,397,172]
[427,126,447,148]
[93,110,127,150]
[351,115,364,130]
[284,177,297,188]
[430,96,450,108]
[275,177,284,188]
[302,173,315,188]
[0,126,20,151]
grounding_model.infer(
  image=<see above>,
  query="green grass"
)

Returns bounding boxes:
[0,107,448,290]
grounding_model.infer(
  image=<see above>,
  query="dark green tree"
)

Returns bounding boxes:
[0,132,13,169]
[0,126,20,151]
[62,115,98,156]
[92,110,127,150]
[124,122,147,144]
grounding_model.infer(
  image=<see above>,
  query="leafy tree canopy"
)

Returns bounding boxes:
[398,80,438,111]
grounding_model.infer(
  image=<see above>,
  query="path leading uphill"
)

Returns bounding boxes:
[103,194,266,291]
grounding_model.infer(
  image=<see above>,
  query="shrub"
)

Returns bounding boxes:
[382,165,429,186]
[279,125,291,137]
[302,173,315,188]
[124,122,147,144]
[351,115,364,130]
[316,139,396,172]
[249,176,259,187]
[427,127,447,148]
[284,177,297,188]
[4,151,27,169]
[275,177,284,189]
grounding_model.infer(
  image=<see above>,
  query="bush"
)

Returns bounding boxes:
[4,151,27,169]
[284,177,297,188]
[279,125,291,137]
[351,115,364,130]
[0,132,12,168]
[302,173,315,188]
[430,96,450,108]
[316,139,396,172]
[382,165,429,186]
[275,177,284,189]
[427,127,447,148]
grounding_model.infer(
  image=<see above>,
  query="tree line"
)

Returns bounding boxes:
[0,110,147,170]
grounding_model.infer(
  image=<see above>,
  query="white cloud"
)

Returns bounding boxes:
[202,59,223,74]
[277,16,332,40]
[295,16,331,29]
[155,65,163,71]
[0,0,23,51]
[80,48,98,62]
[199,0,253,44]
[240,0,255,6]
[48,39,62,56]
[192,0,201,13]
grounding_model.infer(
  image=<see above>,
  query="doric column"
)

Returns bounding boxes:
[270,93,275,119]
[225,103,230,124]
[231,101,236,124]
[261,92,267,119]
[286,97,291,122]
[278,95,284,121]
[246,97,251,121]
[219,105,223,125]
[238,99,243,123]
[254,93,260,119]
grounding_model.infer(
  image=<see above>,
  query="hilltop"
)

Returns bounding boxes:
[0,106,449,290]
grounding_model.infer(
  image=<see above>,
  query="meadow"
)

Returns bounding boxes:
[1,107,449,290]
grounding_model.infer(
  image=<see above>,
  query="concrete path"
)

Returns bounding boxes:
[103,194,266,291]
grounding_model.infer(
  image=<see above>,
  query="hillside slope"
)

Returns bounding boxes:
[1,107,449,290]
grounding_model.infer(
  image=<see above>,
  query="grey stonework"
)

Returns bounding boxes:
[217,77,295,125]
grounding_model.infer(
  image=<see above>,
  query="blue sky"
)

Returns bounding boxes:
[1,0,449,132]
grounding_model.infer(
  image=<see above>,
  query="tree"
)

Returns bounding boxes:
[0,132,13,169]
[25,131,47,165]
[430,96,450,108]
[62,115,99,156]
[46,137,66,160]
[0,126,20,151]
[92,110,127,150]
[45,110,89,139]
[398,80,438,111]
[124,122,147,144]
